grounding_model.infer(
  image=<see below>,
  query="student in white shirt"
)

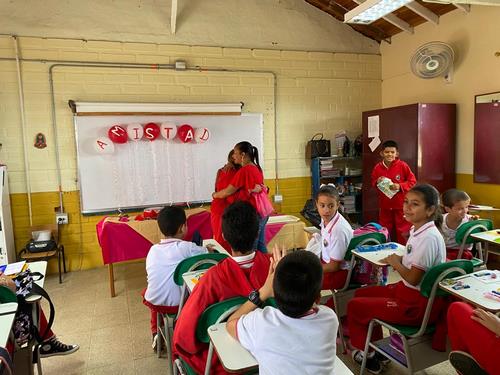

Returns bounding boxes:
[347,184,446,374]
[315,185,353,290]
[441,189,479,260]
[142,206,213,350]
[227,248,339,375]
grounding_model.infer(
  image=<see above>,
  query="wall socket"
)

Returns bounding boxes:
[56,212,69,225]
[273,194,283,203]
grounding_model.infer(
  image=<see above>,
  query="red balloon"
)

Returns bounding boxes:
[177,124,195,143]
[107,125,128,144]
[143,122,160,141]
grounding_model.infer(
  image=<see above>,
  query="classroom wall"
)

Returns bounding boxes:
[0,36,381,271]
[380,6,500,226]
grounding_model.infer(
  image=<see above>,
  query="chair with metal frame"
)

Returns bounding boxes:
[174,296,264,375]
[329,232,387,353]
[18,224,66,284]
[359,259,473,375]
[155,252,228,373]
[454,219,493,268]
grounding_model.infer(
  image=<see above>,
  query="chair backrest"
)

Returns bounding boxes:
[345,232,387,261]
[173,252,229,286]
[420,259,473,298]
[28,224,59,242]
[455,219,493,245]
[0,285,17,303]
[196,296,246,343]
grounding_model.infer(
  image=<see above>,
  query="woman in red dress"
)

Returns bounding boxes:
[211,150,239,251]
[212,141,269,252]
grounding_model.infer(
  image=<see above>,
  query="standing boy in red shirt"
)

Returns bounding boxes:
[371,140,416,244]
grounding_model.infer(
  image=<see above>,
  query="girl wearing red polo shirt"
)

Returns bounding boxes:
[212,141,269,252]
[211,150,239,251]
[347,184,446,374]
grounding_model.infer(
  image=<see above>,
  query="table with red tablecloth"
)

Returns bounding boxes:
[96,209,307,297]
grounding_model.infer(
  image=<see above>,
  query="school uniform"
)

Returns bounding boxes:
[442,213,474,260]
[172,251,270,375]
[447,302,500,375]
[143,239,207,334]
[211,166,237,252]
[237,305,338,375]
[347,221,446,350]
[320,212,353,290]
[371,158,416,244]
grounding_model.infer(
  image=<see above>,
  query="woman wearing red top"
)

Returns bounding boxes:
[211,150,239,251]
[212,141,269,253]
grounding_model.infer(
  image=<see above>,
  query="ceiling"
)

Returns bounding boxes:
[305,0,469,43]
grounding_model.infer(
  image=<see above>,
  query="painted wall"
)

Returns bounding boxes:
[0,0,378,53]
[0,36,381,271]
[380,6,500,226]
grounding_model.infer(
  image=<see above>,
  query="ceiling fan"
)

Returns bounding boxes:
[423,0,500,5]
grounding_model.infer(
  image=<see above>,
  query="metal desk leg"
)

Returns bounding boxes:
[109,263,116,297]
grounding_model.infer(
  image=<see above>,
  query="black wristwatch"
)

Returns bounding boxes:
[248,289,264,308]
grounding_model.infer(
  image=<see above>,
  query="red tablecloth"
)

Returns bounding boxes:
[97,209,212,264]
[97,212,306,265]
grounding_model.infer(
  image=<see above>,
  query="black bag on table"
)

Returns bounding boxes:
[300,199,321,229]
[25,240,57,253]
[306,133,331,159]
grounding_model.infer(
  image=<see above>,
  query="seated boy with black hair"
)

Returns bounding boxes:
[172,201,270,374]
[227,249,339,375]
[143,205,213,350]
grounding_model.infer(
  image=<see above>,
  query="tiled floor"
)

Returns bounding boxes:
[39,261,455,374]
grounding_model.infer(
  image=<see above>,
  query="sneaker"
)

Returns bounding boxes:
[352,349,382,374]
[39,337,79,358]
[449,351,488,375]
[374,351,391,366]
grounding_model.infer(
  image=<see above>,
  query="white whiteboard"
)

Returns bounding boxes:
[74,114,263,214]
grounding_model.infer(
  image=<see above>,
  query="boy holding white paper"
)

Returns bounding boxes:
[371,140,416,244]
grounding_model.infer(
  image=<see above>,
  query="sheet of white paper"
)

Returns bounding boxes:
[368,116,379,138]
[4,261,26,275]
[369,136,381,152]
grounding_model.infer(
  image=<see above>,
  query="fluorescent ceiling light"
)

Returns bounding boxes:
[344,0,413,24]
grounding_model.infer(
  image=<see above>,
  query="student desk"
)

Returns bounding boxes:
[351,243,406,266]
[98,211,307,297]
[471,230,500,264]
[207,322,354,374]
[0,302,18,347]
[438,270,500,313]
[182,269,206,294]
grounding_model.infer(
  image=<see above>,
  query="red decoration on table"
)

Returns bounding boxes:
[177,124,195,143]
[108,125,128,144]
[143,122,160,141]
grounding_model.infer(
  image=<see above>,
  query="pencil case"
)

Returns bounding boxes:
[355,242,400,253]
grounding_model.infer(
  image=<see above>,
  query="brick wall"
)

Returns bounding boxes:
[0,36,381,270]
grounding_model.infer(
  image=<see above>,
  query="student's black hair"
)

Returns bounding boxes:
[382,140,398,150]
[408,184,443,229]
[273,251,323,318]
[441,189,471,208]
[234,141,261,171]
[221,201,259,254]
[314,185,340,203]
[157,206,186,237]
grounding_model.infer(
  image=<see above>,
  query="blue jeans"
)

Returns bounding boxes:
[254,215,269,253]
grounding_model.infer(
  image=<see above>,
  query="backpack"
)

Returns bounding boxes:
[351,222,390,285]
[12,271,55,347]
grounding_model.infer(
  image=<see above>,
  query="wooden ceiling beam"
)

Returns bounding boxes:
[454,3,471,12]
[405,1,439,24]
[352,0,413,34]
[171,0,178,34]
